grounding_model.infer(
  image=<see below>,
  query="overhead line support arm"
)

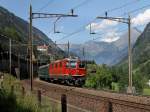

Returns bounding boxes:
[96,16,129,24]
[32,13,78,19]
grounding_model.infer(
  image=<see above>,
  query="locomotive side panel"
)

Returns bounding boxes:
[46,58,86,85]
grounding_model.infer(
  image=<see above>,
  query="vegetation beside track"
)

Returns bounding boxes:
[84,64,149,94]
[0,73,56,112]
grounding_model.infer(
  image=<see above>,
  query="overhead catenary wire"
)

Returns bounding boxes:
[49,0,92,35]
[125,3,150,15]
[93,4,150,40]
[93,28,128,41]
[56,0,142,42]
[71,0,91,10]
[36,0,54,12]
[62,8,149,42]
[51,0,139,38]
[93,23,148,41]
[106,0,139,13]
[30,1,149,45]
[33,0,89,35]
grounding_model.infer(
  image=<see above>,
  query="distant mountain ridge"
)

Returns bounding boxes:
[60,28,141,65]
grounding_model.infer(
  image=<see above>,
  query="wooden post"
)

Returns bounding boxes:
[11,85,14,94]
[37,90,41,106]
[22,86,25,97]
[1,81,3,89]
[61,94,67,112]
[0,75,4,89]
[9,38,12,75]
[107,101,112,112]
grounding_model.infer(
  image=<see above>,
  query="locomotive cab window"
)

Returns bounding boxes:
[70,61,76,68]
[66,61,77,68]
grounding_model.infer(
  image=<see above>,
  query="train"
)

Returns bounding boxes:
[38,58,86,86]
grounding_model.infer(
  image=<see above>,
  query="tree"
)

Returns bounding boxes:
[85,64,113,89]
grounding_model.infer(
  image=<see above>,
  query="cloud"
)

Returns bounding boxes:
[85,20,120,43]
[86,20,118,32]
[98,29,120,43]
[132,9,150,26]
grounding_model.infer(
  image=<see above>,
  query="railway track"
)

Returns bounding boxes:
[22,79,150,112]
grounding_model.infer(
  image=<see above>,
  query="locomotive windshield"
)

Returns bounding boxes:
[66,61,77,68]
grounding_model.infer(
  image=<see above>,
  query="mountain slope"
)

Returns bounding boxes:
[0,6,65,58]
[132,23,150,67]
[118,23,150,77]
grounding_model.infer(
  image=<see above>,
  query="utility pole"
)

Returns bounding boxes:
[29,5,77,91]
[18,53,20,80]
[127,15,134,94]
[83,47,85,61]
[54,41,57,60]
[82,47,87,68]
[9,38,11,75]
[0,52,3,64]
[29,5,33,91]
[26,47,29,77]
[68,41,70,58]
[97,14,134,94]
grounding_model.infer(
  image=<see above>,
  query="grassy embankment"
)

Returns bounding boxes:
[0,73,60,112]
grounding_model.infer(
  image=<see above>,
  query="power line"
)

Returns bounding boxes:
[33,1,150,42]
[72,0,91,10]
[107,0,139,13]
[32,0,148,43]
[58,1,150,41]
[50,0,136,38]
[126,4,150,15]
[33,0,146,43]
[49,0,92,35]
[56,0,142,42]
[93,23,148,41]
[36,0,89,34]
[56,24,90,41]
[93,28,128,41]
[36,0,54,12]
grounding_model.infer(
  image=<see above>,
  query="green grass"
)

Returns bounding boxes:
[111,82,119,92]
[0,73,61,112]
[143,88,150,95]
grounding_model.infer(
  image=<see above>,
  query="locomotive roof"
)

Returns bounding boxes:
[52,58,79,63]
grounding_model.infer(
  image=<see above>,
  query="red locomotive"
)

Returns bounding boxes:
[38,58,86,85]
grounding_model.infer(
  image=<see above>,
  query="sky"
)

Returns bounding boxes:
[0,0,150,44]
